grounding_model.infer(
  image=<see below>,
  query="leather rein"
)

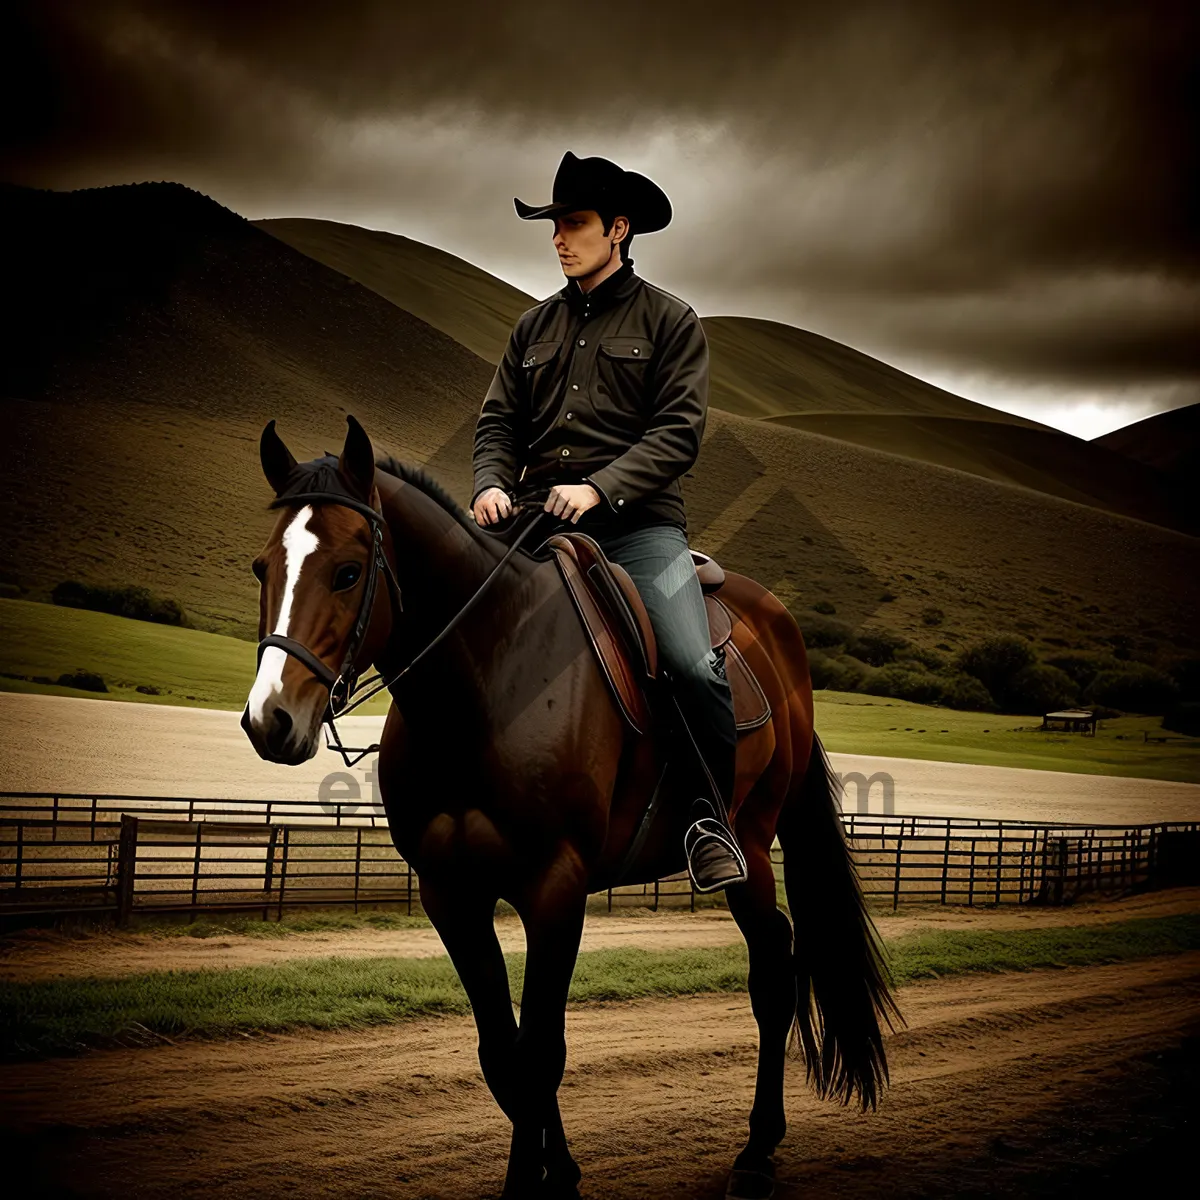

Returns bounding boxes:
[257,489,550,766]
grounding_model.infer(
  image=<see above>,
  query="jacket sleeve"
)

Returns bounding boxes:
[584,308,708,511]
[471,323,526,510]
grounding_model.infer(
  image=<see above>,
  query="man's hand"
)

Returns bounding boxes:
[545,483,601,524]
[473,486,513,526]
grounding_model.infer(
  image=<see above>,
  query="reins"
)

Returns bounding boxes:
[259,490,551,767]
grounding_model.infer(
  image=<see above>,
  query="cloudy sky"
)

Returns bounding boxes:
[6,0,1197,437]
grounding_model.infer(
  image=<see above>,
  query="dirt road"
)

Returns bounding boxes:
[2,952,1196,1198]
[2,692,1198,824]
[3,887,1199,984]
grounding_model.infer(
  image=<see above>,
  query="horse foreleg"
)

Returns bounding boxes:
[419,881,522,1133]
[724,838,797,1199]
[504,858,589,1200]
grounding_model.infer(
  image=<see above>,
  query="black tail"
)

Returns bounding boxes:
[779,729,903,1111]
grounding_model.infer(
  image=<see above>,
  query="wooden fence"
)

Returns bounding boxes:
[0,792,1196,921]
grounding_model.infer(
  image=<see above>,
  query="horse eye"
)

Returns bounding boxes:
[251,559,267,583]
[333,563,363,592]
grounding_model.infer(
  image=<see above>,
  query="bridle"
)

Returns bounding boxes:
[256,484,551,766]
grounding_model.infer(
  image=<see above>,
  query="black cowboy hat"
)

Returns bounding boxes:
[514,150,672,234]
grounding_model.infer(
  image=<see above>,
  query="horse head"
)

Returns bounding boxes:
[241,415,401,764]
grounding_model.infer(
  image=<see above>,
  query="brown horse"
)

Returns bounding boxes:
[243,415,901,1199]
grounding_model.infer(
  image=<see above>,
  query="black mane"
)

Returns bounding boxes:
[375,454,480,538]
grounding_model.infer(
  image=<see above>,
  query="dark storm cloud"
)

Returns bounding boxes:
[5,0,1199,413]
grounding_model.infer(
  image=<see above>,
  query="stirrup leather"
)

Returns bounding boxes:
[684,815,749,893]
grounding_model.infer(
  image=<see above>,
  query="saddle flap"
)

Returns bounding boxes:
[704,594,733,650]
[547,533,770,737]
[547,536,650,734]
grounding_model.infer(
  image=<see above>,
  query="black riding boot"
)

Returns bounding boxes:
[662,664,748,893]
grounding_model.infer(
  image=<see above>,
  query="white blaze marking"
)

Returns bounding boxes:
[247,505,320,725]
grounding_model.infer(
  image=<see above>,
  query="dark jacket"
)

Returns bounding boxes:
[471,259,708,536]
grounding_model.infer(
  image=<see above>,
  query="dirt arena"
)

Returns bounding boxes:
[2,892,1198,1198]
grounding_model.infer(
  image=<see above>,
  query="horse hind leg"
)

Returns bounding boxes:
[723,827,797,1200]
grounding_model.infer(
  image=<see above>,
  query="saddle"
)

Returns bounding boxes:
[544,532,771,737]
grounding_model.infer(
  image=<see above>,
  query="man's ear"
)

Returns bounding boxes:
[260,420,297,496]
[338,414,376,501]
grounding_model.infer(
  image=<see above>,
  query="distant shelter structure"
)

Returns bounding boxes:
[1041,708,1097,736]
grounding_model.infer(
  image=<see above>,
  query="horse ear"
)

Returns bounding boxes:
[260,420,297,496]
[339,414,375,500]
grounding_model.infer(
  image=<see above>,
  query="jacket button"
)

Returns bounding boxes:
[565,412,574,419]
[561,448,570,456]
[632,347,640,355]
[571,383,579,390]
[617,498,624,506]
[578,338,586,347]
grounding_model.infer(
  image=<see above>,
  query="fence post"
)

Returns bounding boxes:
[116,814,138,926]
[995,824,1004,905]
[277,827,291,921]
[892,825,905,911]
[940,820,951,905]
[189,824,203,922]
[263,825,279,921]
[354,827,363,913]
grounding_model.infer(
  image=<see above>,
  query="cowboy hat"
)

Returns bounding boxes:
[513,150,672,234]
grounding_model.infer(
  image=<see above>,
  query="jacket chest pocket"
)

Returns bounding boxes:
[597,336,655,406]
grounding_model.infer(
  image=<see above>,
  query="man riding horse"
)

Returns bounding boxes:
[471,150,748,894]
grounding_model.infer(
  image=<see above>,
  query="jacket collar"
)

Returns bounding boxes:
[562,259,640,318]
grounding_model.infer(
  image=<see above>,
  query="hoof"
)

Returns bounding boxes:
[726,1167,775,1200]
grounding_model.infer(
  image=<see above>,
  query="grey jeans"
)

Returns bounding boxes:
[589,521,738,810]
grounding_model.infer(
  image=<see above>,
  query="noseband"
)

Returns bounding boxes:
[257,480,549,766]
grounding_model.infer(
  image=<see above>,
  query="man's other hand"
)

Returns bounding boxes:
[473,487,513,526]
[545,483,601,524]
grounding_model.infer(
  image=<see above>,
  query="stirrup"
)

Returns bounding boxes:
[684,814,748,893]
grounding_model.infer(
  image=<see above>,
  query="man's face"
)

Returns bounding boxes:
[552,209,627,277]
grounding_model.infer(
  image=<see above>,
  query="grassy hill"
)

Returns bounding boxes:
[762,412,1190,532]
[256,216,533,366]
[3,183,495,637]
[2,184,1196,678]
[258,217,1193,536]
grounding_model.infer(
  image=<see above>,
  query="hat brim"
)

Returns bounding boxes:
[513,197,589,221]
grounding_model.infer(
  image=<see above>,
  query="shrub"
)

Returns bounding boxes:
[56,669,107,692]
[798,613,854,650]
[937,674,996,712]
[954,635,1038,708]
[896,647,948,672]
[1006,663,1079,715]
[1163,701,1200,737]
[846,627,910,667]
[920,606,945,626]
[810,599,837,615]
[863,664,944,704]
[1043,652,1123,692]
[808,649,868,692]
[1164,658,1200,702]
[1085,665,1181,715]
[51,580,189,627]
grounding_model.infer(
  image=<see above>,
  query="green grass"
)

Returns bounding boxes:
[3,913,1197,1059]
[0,598,392,714]
[813,689,1200,782]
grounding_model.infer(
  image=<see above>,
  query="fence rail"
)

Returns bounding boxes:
[0,793,1196,921]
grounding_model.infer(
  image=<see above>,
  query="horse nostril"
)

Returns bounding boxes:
[266,706,294,755]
